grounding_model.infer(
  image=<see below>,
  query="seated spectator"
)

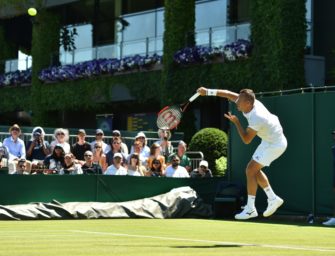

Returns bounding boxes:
[165,155,189,178]
[104,153,127,175]
[147,158,164,177]
[0,144,9,170]
[112,130,129,155]
[26,126,50,164]
[155,127,174,161]
[71,129,91,165]
[60,153,83,175]
[127,153,146,176]
[146,143,166,170]
[3,124,30,174]
[90,129,109,154]
[93,141,107,171]
[13,159,30,175]
[43,144,65,174]
[106,137,127,167]
[130,132,150,159]
[190,160,213,178]
[81,150,102,174]
[50,128,71,154]
[168,140,191,172]
[127,140,147,166]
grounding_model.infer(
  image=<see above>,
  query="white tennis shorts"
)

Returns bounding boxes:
[252,136,287,167]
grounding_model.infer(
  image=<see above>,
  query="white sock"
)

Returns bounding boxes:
[247,195,256,209]
[264,186,276,200]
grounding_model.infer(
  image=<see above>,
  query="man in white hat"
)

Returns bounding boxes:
[104,153,127,175]
[190,160,213,178]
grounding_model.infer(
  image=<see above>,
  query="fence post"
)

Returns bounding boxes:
[209,27,212,47]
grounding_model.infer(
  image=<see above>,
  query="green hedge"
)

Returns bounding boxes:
[250,0,306,90]
[188,128,228,176]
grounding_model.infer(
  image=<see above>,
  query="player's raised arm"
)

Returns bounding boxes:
[197,87,239,102]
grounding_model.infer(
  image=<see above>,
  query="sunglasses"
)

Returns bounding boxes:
[12,128,20,131]
[112,133,120,136]
[200,165,207,168]
[172,159,179,162]
[153,162,161,165]
[96,133,103,136]
[57,133,65,136]
[95,146,102,148]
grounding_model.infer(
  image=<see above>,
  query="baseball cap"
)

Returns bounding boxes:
[113,153,123,159]
[199,160,208,168]
[78,129,86,135]
[135,131,146,139]
[96,129,104,135]
[112,130,121,136]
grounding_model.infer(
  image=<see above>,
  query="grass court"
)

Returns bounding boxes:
[0,218,334,256]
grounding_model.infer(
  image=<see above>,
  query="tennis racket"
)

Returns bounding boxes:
[157,92,200,130]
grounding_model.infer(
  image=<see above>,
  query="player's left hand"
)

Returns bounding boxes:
[224,112,239,124]
[197,87,207,96]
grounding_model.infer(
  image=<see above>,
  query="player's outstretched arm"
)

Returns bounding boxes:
[197,87,239,102]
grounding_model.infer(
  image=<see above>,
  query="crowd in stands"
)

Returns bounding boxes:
[0,124,213,178]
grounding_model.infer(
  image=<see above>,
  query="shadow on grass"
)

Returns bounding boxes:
[171,244,243,249]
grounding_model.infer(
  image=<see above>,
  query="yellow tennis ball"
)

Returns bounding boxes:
[27,7,37,16]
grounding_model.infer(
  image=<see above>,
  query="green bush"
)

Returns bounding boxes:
[215,156,227,177]
[188,128,228,176]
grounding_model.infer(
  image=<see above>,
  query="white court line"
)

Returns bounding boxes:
[70,230,335,253]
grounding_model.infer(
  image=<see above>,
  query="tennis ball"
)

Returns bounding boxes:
[27,7,37,16]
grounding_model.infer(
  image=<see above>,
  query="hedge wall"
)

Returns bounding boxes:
[250,0,306,90]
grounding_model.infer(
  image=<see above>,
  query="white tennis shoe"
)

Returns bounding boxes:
[235,206,258,220]
[323,218,335,226]
[263,196,284,217]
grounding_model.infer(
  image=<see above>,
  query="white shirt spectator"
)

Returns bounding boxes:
[104,164,127,175]
[3,136,26,161]
[165,165,190,178]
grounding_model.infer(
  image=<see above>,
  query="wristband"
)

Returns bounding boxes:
[206,89,218,96]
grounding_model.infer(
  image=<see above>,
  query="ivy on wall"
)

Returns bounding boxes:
[250,0,306,90]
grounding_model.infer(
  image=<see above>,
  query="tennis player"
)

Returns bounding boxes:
[197,87,287,220]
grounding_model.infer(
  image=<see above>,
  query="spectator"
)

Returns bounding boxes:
[112,130,129,155]
[147,158,164,177]
[81,150,103,175]
[43,144,65,174]
[155,127,174,161]
[60,153,83,175]
[323,130,335,226]
[26,126,50,163]
[127,153,146,176]
[13,159,30,175]
[90,129,109,154]
[146,143,166,170]
[190,160,213,178]
[93,141,107,171]
[3,124,30,174]
[106,137,127,167]
[128,140,147,166]
[104,153,127,175]
[0,144,9,170]
[50,128,71,154]
[130,132,150,159]
[71,129,91,165]
[165,155,189,178]
[168,140,191,172]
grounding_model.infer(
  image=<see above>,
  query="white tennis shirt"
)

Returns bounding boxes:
[243,100,284,144]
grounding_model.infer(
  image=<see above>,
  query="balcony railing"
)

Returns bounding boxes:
[2,23,251,73]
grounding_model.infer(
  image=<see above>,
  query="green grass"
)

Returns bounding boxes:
[0,219,334,256]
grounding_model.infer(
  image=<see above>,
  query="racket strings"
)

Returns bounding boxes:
[157,106,182,129]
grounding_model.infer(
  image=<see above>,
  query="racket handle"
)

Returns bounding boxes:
[189,92,200,102]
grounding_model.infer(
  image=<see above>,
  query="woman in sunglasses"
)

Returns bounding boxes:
[147,158,164,177]
[127,153,145,176]
[50,128,70,154]
[93,141,107,172]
